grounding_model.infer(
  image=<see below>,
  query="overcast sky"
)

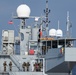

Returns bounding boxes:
[0,0,76,41]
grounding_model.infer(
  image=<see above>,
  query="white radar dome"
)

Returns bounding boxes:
[49,29,56,37]
[16,4,31,18]
[56,29,63,37]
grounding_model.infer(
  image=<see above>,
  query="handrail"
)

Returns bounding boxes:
[0,66,18,72]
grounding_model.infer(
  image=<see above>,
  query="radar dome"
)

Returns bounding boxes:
[16,4,31,18]
[49,29,56,37]
[56,29,63,37]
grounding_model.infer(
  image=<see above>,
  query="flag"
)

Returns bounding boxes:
[8,20,13,24]
[40,31,42,37]
[69,22,72,28]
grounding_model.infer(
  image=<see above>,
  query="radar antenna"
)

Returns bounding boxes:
[44,0,50,36]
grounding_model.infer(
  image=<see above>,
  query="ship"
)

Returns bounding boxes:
[0,0,76,75]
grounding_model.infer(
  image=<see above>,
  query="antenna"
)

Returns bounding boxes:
[44,0,50,36]
[57,20,63,38]
[58,20,60,29]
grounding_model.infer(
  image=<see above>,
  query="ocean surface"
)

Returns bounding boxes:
[72,66,76,75]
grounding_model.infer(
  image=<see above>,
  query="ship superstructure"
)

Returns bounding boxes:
[0,0,76,75]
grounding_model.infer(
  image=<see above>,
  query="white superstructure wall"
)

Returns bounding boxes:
[2,30,14,55]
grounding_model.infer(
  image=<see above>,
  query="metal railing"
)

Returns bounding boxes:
[0,66,18,72]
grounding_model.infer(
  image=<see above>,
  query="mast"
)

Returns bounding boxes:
[44,0,50,54]
[44,0,50,36]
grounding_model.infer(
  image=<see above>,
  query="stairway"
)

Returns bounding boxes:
[10,55,22,71]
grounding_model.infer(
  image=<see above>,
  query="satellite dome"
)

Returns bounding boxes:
[56,29,63,37]
[49,29,56,37]
[16,4,31,18]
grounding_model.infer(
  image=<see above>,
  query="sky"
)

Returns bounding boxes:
[0,0,76,74]
[0,0,76,41]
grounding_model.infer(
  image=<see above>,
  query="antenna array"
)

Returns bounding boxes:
[44,0,50,36]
